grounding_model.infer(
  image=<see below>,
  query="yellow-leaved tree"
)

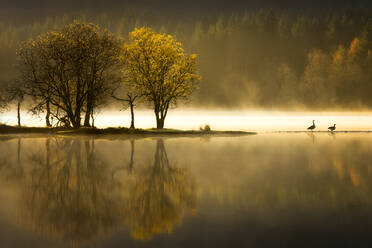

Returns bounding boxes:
[121,27,201,129]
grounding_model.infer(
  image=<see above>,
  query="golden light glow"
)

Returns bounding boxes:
[2,109,372,131]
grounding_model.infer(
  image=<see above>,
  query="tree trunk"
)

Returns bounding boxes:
[70,111,81,128]
[83,103,91,127]
[155,112,162,129]
[75,116,81,128]
[46,99,51,127]
[17,101,21,127]
[155,112,165,129]
[130,101,135,129]
[156,118,165,129]
[84,111,91,127]
[67,115,76,128]
[84,94,93,127]
[76,107,82,128]
[159,118,164,129]
[92,114,95,128]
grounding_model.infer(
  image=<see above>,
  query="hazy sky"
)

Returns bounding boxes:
[1,0,372,23]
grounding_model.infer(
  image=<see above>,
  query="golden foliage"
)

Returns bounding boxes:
[120,27,201,128]
[347,37,360,58]
[11,138,196,244]
[332,45,346,65]
[124,140,196,240]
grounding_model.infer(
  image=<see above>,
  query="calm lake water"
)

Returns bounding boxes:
[0,133,372,247]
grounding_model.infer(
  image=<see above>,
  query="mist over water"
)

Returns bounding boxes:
[2,110,372,131]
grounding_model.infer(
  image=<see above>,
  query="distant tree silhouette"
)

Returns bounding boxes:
[6,79,25,127]
[112,87,139,129]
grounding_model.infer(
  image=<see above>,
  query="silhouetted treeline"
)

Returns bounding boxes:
[1,9,372,109]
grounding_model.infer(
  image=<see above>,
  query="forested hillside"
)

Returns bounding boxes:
[1,9,372,109]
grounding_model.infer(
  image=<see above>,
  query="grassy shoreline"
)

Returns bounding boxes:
[0,125,256,136]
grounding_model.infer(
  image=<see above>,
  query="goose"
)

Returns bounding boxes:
[307,120,316,131]
[328,124,336,132]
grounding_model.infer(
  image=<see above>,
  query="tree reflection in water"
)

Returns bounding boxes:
[3,137,196,246]
[19,138,122,246]
[124,139,197,240]
[2,134,372,246]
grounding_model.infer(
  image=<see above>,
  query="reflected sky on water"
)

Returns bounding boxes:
[0,133,372,247]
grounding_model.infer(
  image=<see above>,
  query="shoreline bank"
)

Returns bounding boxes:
[0,125,256,137]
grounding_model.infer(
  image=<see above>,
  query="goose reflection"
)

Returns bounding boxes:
[328,132,336,139]
[306,132,315,144]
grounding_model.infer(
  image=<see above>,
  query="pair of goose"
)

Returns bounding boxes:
[307,120,336,132]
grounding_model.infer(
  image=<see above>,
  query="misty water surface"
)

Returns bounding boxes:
[0,134,372,247]
[2,110,372,131]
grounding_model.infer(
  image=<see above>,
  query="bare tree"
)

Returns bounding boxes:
[16,21,121,128]
[112,86,139,129]
[82,28,122,127]
[0,88,8,113]
[4,80,25,127]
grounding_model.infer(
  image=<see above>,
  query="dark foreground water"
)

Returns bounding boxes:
[0,133,372,248]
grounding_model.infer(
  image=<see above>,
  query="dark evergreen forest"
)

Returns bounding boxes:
[1,9,372,109]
